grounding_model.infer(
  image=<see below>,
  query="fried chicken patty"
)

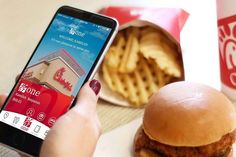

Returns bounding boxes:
[134,129,236,157]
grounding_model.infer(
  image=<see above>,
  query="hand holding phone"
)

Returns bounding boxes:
[40,80,101,157]
[0,6,118,156]
[0,80,101,157]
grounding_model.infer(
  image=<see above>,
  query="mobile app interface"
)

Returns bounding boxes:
[0,13,111,139]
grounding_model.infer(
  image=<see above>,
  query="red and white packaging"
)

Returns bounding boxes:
[217,0,236,101]
[99,7,189,106]
[101,6,188,44]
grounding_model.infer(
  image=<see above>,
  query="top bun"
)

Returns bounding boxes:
[143,81,236,147]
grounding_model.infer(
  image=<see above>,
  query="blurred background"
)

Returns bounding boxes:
[0,0,218,94]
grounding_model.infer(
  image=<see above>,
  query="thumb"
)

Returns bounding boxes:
[72,80,101,114]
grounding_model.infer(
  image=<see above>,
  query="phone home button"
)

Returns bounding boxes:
[12,134,25,146]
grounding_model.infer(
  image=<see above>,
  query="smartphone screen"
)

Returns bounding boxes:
[0,9,115,140]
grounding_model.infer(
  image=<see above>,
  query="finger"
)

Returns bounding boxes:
[73,80,101,113]
[0,94,8,107]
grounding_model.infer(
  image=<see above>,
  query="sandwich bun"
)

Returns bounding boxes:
[134,81,236,157]
[143,81,236,146]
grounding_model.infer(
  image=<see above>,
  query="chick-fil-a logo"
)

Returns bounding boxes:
[18,83,41,96]
[53,67,72,91]
[218,15,236,88]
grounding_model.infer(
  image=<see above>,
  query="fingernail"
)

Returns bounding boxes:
[89,80,101,95]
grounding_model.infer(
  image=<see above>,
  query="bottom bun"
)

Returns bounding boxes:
[134,126,162,157]
[133,126,234,157]
[134,148,233,157]
[134,148,162,157]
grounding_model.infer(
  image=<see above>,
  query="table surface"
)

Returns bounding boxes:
[0,0,235,157]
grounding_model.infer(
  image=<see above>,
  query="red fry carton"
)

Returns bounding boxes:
[100,6,188,43]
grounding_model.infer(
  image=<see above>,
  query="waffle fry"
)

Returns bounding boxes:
[119,27,140,73]
[104,33,125,69]
[104,27,140,73]
[140,27,181,77]
[102,55,166,106]
[100,26,183,107]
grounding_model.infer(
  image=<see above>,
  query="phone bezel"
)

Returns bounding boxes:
[0,6,118,156]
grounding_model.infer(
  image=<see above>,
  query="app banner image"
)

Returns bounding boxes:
[5,79,73,127]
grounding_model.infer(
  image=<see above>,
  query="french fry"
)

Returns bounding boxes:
[101,26,182,107]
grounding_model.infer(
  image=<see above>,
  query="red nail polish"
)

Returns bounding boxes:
[89,80,101,95]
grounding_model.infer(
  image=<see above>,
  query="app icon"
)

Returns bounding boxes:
[69,27,76,35]
[34,125,41,133]
[3,112,9,119]
[23,117,32,128]
[44,130,49,136]
[48,117,56,127]
[37,112,46,121]
[13,116,20,124]
[18,83,27,93]
[26,108,35,117]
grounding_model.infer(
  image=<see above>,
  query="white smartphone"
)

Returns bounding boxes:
[0,6,118,156]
